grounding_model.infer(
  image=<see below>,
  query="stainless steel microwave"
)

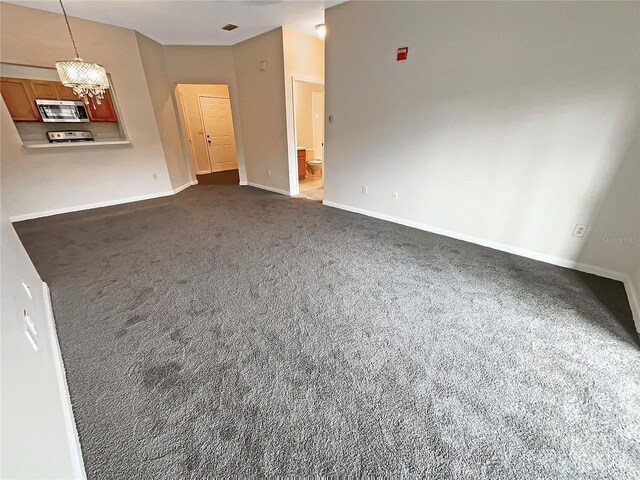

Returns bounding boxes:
[35,99,89,123]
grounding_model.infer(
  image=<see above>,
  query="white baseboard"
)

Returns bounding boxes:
[246,182,290,196]
[239,180,248,186]
[9,181,198,223]
[623,279,640,333]
[323,200,640,334]
[172,179,198,194]
[43,283,86,479]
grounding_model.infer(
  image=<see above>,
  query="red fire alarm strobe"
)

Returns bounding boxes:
[397,47,409,61]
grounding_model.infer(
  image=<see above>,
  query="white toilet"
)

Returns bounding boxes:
[306,158,323,178]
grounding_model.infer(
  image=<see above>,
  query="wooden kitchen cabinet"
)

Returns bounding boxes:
[30,79,77,101]
[0,77,40,121]
[55,82,80,101]
[29,80,58,99]
[1,76,119,122]
[87,90,118,122]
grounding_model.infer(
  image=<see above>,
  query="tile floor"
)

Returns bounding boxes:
[298,176,323,201]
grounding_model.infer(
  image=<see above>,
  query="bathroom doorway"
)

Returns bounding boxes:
[175,83,240,185]
[293,79,324,201]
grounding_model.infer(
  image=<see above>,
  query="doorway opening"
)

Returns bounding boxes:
[293,79,324,200]
[175,84,240,185]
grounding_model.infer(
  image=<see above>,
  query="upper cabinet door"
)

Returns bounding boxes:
[0,77,40,121]
[55,82,79,101]
[87,89,118,122]
[29,80,58,99]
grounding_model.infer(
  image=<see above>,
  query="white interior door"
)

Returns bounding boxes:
[312,91,324,161]
[198,96,238,172]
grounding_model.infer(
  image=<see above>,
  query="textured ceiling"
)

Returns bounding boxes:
[6,0,344,45]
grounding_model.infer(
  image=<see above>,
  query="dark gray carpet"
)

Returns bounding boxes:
[15,186,640,479]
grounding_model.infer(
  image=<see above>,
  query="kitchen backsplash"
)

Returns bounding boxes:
[15,121,122,143]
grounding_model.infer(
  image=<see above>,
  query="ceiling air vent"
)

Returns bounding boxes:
[222,24,239,31]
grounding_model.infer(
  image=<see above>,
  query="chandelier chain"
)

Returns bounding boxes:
[55,0,109,106]
[58,0,80,59]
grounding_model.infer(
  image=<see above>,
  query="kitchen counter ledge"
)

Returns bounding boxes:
[22,140,131,149]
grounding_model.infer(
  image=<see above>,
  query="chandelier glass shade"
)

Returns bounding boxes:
[55,0,109,106]
[56,58,109,105]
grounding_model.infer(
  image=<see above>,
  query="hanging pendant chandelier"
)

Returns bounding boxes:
[55,0,109,108]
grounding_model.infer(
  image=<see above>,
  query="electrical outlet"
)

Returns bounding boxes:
[573,224,588,237]
[392,191,399,200]
[152,173,158,181]
[362,186,368,195]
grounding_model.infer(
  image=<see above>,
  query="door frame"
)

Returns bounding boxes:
[289,76,324,196]
[197,95,214,174]
[177,90,198,176]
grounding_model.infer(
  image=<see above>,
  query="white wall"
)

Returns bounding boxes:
[0,62,61,81]
[233,28,290,193]
[136,32,191,190]
[0,3,177,220]
[283,28,325,194]
[325,2,640,284]
[0,205,83,478]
